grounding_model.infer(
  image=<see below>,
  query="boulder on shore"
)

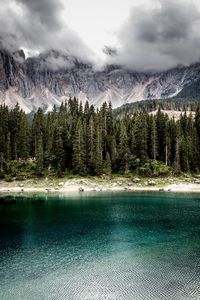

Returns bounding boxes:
[133,178,140,183]
[148,180,156,186]
[101,174,112,180]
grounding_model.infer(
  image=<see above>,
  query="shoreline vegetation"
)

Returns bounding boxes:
[1,99,200,197]
[1,99,200,179]
[1,175,200,194]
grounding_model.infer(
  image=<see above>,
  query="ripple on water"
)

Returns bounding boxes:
[0,192,199,300]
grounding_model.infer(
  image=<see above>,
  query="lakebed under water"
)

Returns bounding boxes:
[0,191,199,300]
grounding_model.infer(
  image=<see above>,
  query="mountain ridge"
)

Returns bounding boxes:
[0,48,200,113]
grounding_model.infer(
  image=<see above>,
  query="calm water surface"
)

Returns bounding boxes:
[0,192,199,300]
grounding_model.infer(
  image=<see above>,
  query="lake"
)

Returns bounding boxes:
[0,192,199,300]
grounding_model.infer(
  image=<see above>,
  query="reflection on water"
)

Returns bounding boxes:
[0,192,200,299]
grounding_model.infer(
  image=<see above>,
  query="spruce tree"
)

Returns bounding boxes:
[134,112,147,163]
[53,126,66,175]
[156,108,167,162]
[94,117,103,175]
[72,118,86,175]
[35,134,44,175]
[18,112,30,159]
[118,120,130,173]
[87,115,96,174]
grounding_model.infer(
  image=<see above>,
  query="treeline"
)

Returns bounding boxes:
[114,98,200,117]
[1,98,200,178]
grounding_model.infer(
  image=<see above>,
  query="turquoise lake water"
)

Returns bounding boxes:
[0,192,199,300]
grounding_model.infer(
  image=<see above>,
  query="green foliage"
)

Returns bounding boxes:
[137,161,171,177]
[0,172,5,179]
[149,160,171,177]
[15,175,26,181]
[0,100,200,178]
[72,118,86,175]
[103,152,112,174]
[113,98,200,117]
[5,175,14,182]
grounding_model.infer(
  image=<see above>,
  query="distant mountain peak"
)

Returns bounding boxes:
[0,48,200,113]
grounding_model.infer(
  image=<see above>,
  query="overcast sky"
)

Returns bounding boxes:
[1,0,200,71]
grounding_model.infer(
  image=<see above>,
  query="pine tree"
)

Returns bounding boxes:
[10,104,21,160]
[174,123,181,173]
[53,126,66,175]
[118,120,130,173]
[35,134,44,175]
[18,112,30,159]
[109,134,117,170]
[148,115,157,160]
[103,151,112,174]
[167,118,177,167]
[94,117,103,175]
[6,132,11,161]
[72,118,86,175]
[32,108,45,159]
[156,108,167,162]
[101,102,108,159]
[134,112,147,163]
[194,107,200,170]
[87,115,96,174]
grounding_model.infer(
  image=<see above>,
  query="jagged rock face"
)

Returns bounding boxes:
[0,48,200,113]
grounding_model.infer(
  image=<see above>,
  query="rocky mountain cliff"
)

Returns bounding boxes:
[0,48,200,113]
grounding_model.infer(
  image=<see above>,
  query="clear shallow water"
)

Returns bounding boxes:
[0,192,199,300]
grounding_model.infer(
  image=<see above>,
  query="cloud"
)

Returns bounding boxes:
[16,0,63,30]
[37,50,76,71]
[0,0,94,64]
[102,46,117,57]
[109,0,200,71]
[1,0,200,72]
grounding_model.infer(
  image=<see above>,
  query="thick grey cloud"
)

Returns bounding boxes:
[1,0,200,72]
[109,0,200,71]
[16,0,63,30]
[0,0,94,64]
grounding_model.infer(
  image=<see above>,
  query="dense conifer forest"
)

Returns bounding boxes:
[113,98,200,116]
[1,98,200,179]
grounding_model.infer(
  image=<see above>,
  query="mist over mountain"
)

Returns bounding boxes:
[0,47,200,113]
[1,0,200,112]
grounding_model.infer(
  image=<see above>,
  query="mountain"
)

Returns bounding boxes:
[0,48,200,113]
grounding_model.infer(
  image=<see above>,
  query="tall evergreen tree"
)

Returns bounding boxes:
[134,113,147,163]
[53,126,66,175]
[35,134,44,175]
[72,118,86,175]
[94,117,103,175]
[1,100,200,177]
[18,112,30,159]
[156,108,168,162]
[118,120,130,173]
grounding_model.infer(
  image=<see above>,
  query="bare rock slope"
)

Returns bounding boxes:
[0,48,199,113]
